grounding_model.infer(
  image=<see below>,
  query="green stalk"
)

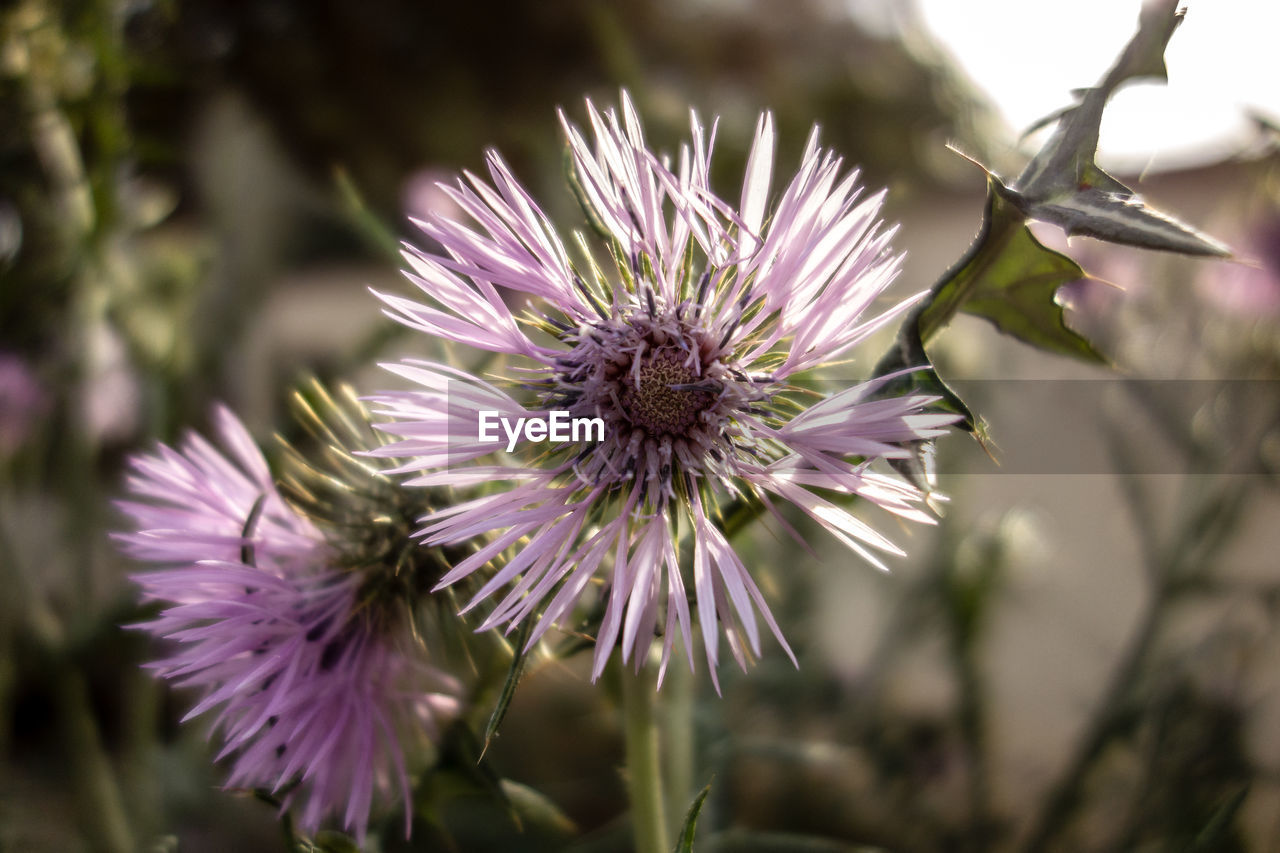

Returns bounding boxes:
[623,660,671,853]
[56,666,135,853]
[663,657,694,841]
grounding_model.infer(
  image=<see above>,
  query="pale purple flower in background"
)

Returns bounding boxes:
[81,320,140,445]
[0,352,49,456]
[1196,215,1280,318]
[403,166,467,229]
[369,93,954,687]
[116,407,461,841]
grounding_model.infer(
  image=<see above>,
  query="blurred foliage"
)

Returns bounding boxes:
[151,0,995,210]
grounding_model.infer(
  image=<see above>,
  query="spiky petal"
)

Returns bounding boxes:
[116,406,460,841]
[369,93,956,688]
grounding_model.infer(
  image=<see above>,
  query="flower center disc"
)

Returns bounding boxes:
[622,347,713,436]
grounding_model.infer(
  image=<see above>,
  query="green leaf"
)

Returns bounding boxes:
[875,309,981,433]
[1023,183,1230,256]
[901,156,1103,362]
[673,784,712,853]
[333,166,404,264]
[482,615,534,757]
[702,828,883,851]
[500,779,578,837]
[895,0,1229,382]
[415,722,576,841]
[416,721,511,825]
[872,309,984,500]
[297,831,360,853]
[939,180,1107,363]
[1012,1,1230,257]
[1016,1,1184,196]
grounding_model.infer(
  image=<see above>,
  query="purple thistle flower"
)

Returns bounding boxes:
[116,406,461,842]
[369,93,955,688]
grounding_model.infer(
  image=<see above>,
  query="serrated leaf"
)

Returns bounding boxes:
[1017,0,1184,196]
[1025,184,1231,256]
[944,182,1108,362]
[673,784,712,853]
[872,310,984,497]
[482,615,534,757]
[1012,1,1231,258]
[903,0,1226,376]
[874,312,980,433]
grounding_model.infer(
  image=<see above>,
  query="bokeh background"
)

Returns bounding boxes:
[2,0,1279,851]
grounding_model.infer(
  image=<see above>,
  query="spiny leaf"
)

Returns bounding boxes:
[1024,183,1231,256]
[873,314,983,499]
[1013,0,1230,258]
[482,615,534,757]
[945,179,1108,362]
[897,0,1227,388]
[873,166,1101,472]
[673,783,712,853]
[874,312,980,432]
[1017,0,1184,196]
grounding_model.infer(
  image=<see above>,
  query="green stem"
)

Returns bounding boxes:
[916,184,1023,344]
[1018,472,1246,852]
[663,658,694,841]
[56,665,135,853]
[1017,594,1163,853]
[623,661,671,853]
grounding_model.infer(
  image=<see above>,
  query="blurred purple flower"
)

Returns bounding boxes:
[1197,215,1280,317]
[82,321,140,445]
[116,407,460,841]
[403,167,467,227]
[0,352,49,456]
[369,93,954,688]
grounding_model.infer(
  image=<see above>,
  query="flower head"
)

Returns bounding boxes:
[370,93,954,687]
[116,404,461,841]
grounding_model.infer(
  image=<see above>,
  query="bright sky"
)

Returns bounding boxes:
[914,0,1280,172]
